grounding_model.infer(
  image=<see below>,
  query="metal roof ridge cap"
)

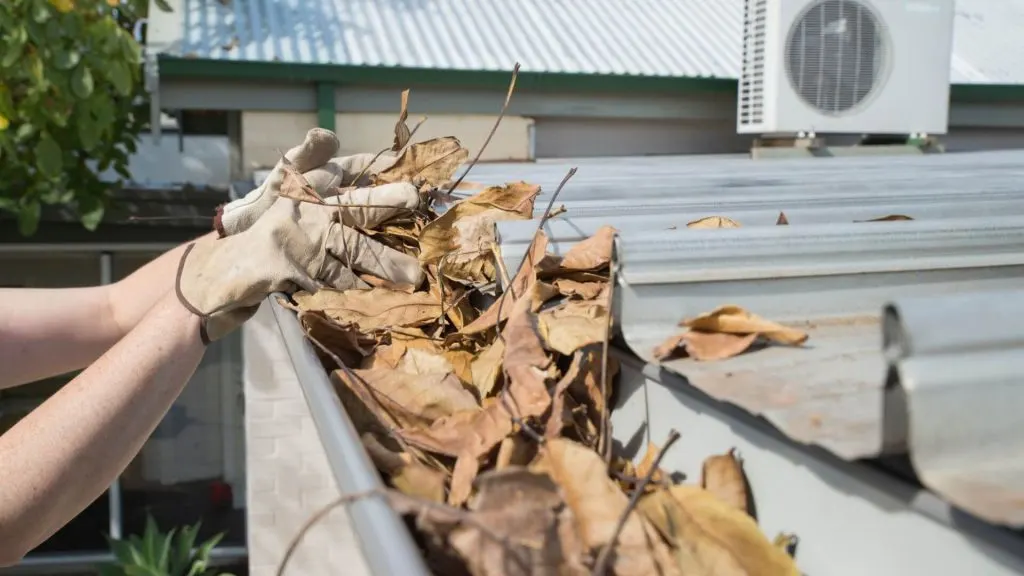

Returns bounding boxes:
[883,289,1024,359]
[894,348,1024,527]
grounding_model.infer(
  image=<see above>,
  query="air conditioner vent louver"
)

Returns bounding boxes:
[784,0,889,115]
[739,0,768,126]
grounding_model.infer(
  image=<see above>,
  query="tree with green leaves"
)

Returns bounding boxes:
[0,0,172,236]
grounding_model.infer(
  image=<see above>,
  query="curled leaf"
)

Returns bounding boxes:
[682,305,808,346]
[373,136,469,189]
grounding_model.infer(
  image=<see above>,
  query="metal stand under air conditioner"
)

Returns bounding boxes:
[750,131,945,159]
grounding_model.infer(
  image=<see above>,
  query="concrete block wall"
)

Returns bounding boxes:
[243,302,370,576]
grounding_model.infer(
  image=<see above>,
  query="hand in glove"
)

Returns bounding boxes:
[213,128,398,237]
[177,133,424,344]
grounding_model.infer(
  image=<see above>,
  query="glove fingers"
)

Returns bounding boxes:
[325,224,426,288]
[220,129,339,236]
[323,182,420,229]
[303,152,399,195]
[318,257,373,291]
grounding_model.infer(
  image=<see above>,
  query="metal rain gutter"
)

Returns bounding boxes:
[269,296,430,576]
[884,290,1024,526]
[613,216,1024,464]
[610,350,1024,576]
[495,190,1024,281]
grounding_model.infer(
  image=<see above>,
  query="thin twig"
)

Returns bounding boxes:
[493,167,576,345]
[600,234,620,464]
[444,63,520,196]
[125,215,214,222]
[275,487,531,576]
[591,429,681,576]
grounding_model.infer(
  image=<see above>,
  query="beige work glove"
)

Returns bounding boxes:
[178,134,424,344]
[213,128,399,237]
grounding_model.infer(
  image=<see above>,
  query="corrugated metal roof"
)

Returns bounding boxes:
[150,0,1024,84]
[486,150,1024,526]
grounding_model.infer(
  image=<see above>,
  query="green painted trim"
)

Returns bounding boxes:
[157,56,737,95]
[316,82,336,129]
[158,56,1024,102]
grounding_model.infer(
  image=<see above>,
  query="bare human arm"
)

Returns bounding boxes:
[0,232,216,389]
[0,291,205,565]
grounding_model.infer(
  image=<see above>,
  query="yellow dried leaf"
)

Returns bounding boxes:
[332,367,478,430]
[638,485,800,576]
[293,288,441,333]
[558,225,616,272]
[682,305,808,346]
[532,439,682,576]
[373,136,469,188]
[701,448,750,514]
[470,340,505,398]
[687,216,742,229]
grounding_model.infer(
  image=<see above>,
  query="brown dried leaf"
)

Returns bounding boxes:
[392,88,411,152]
[856,214,914,222]
[553,278,606,300]
[401,397,514,459]
[536,299,608,356]
[373,136,469,188]
[544,350,585,439]
[448,453,479,507]
[460,236,557,334]
[495,435,537,470]
[635,441,667,488]
[500,298,555,419]
[362,432,446,502]
[419,182,541,285]
[397,347,454,376]
[638,485,799,576]
[470,340,505,398]
[443,349,475,386]
[532,439,682,576]
[652,331,760,362]
[776,211,789,225]
[294,288,442,333]
[683,305,808,346]
[701,448,749,514]
[298,310,376,367]
[278,161,326,204]
[448,468,589,576]
[332,367,478,430]
[687,215,742,229]
[558,225,616,272]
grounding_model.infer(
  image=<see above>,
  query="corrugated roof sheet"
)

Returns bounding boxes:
[485,150,1024,525]
[150,0,1024,84]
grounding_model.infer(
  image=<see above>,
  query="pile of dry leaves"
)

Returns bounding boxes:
[275,78,802,576]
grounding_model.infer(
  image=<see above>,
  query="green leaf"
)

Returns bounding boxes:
[170,524,199,575]
[1,29,25,68]
[15,123,36,142]
[156,528,175,574]
[71,64,94,99]
[77,113,98,151]
[34,132,62,177]
[18,200,41,236]
[106,61,133,96]
[143,515,159,565]
[31,1,50,23]
[53,48,81,70]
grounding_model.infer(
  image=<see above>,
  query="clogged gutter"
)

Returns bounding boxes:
[272,68,803,576]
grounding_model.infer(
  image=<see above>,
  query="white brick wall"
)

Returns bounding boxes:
[243,302,370,576]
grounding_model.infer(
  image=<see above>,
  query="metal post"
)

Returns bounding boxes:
[99,252,122,541]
